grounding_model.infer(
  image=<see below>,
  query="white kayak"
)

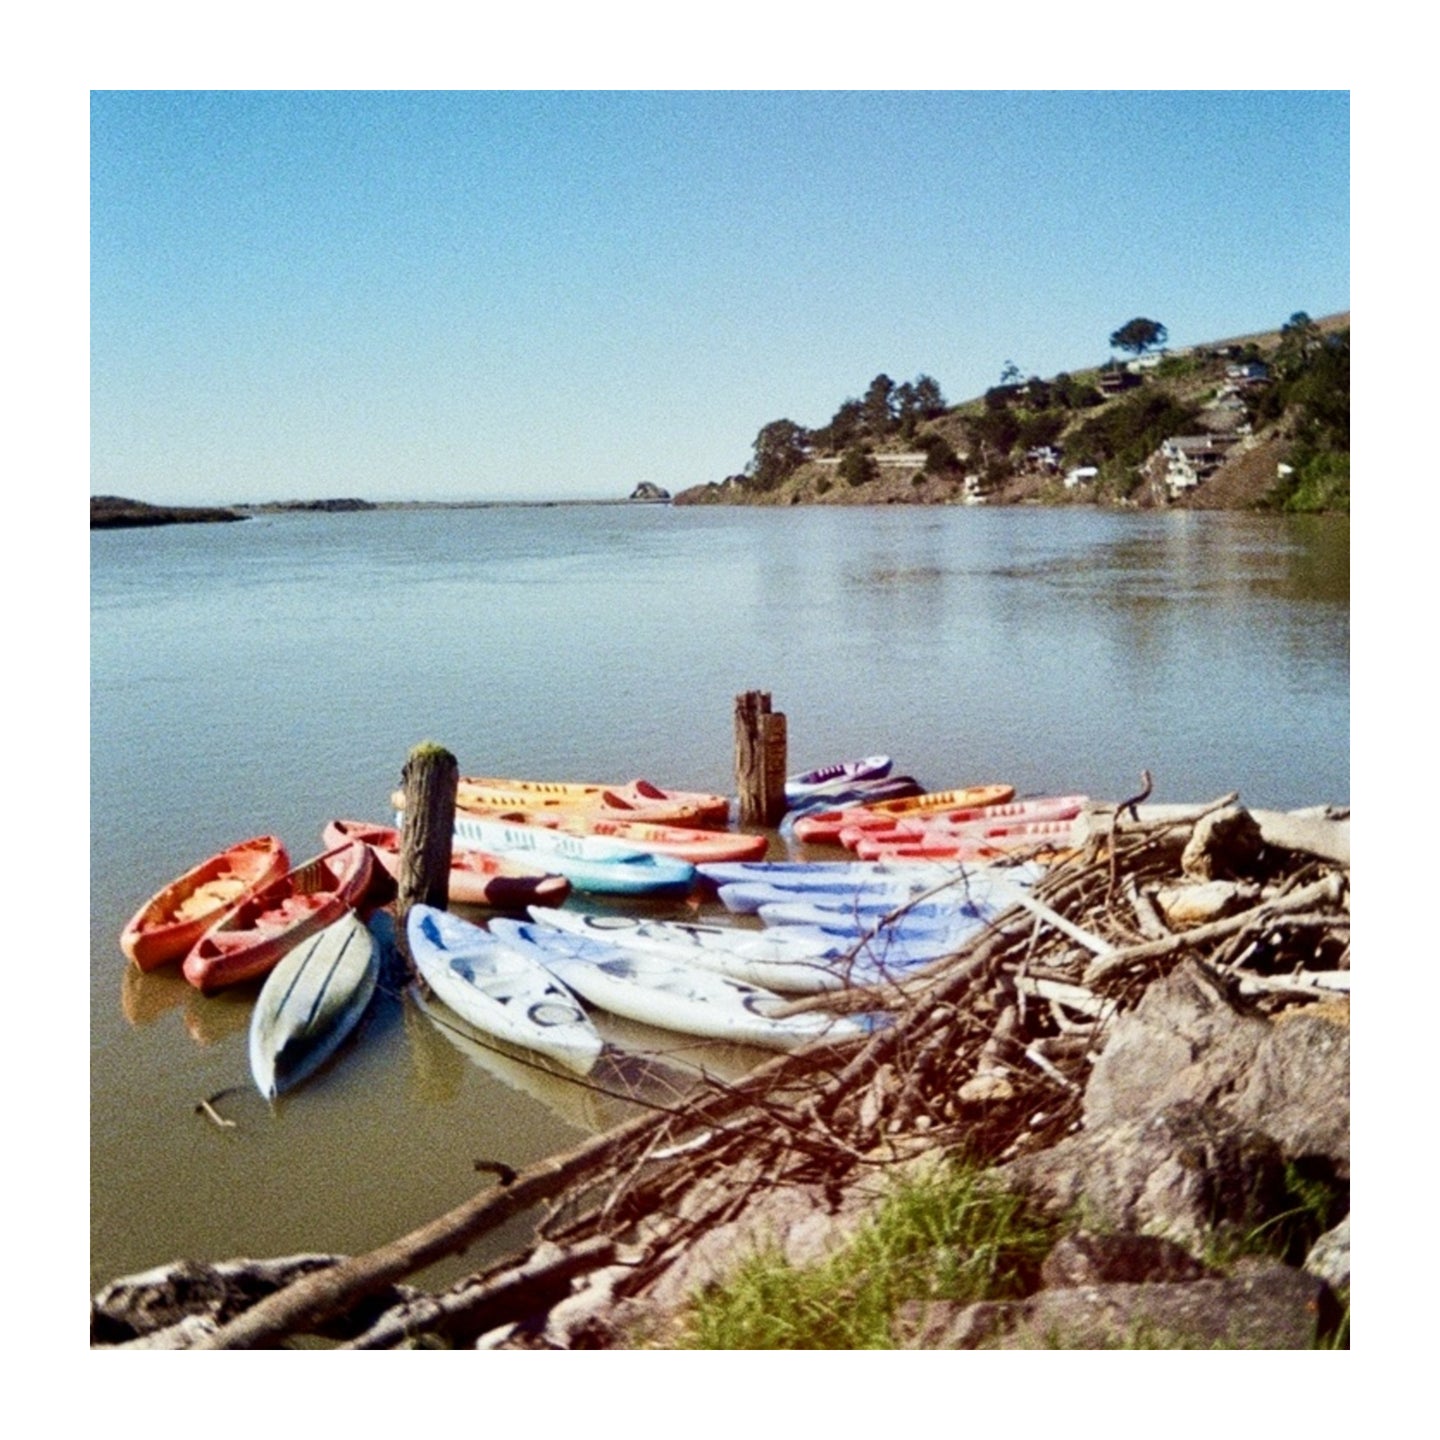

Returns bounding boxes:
[248,911,380,1100]
[406,905,603,1075]
[488,918,885,1050]
[441,813,696,897]
[524,906,856,994]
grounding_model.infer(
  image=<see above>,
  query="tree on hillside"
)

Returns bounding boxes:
[810,398,864,452]
[911,374,946,418]
[998,360,1022,386]
[747,419,811,491]
[1109,317,1169,356]
[861,374,897,434]
[1276,311,1323,378]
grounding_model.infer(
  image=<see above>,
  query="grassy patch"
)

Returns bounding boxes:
[676,1160,1058,1350]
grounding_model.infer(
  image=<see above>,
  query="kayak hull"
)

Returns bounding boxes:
[248,911,379,1100]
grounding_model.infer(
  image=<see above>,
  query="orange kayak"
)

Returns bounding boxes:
[120,835,290,972]
[454,776,731,828]
[791,784,1015,845]
[322,820,572,910]
[182,841,374,994]
[453,807,768,863]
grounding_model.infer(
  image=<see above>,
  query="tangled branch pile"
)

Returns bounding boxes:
[92,795,1350,1349]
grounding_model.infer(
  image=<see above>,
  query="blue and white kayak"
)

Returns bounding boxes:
[524,906,859,995]
[488,918,885,1050]
[713,869,1040,918]
[761,924,975,975]
[779,775,926,829]
[248,911,380,1100]
[757,899,992,948]
[406,905,604,1075]
[436,813,695,898]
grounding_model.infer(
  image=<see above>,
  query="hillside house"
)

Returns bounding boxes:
[1026,445,1063,472]
[1064,465,1099,490]
[1126,351,1168,373]
[1159,434,1238,497]
[1097,370,1140,397]
[1225,360,1270,385]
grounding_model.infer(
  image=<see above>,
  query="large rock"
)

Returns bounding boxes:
[1083,961,1268,1130]
[1229,1001,1350,1176]
[898,1262,1330,1349]
[1083,961,1349,1176]
[1040,1230,1212,1288]
[995,1100,1290,1249]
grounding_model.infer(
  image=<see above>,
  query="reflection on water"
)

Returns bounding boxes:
[411,987,707,1135]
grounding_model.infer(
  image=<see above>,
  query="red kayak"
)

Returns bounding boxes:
[182,841,374,994]
[120,835,291,972]
[840,797,1090,850]
[321,820,573,910]
[851,817,1085,861]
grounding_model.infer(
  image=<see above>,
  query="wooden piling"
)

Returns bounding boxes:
[394,741,458,965]
[735,690,788,827]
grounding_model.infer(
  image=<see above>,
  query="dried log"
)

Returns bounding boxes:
[1013,975,1117,1023]
[339,1236,618,1349]
[1082,874,1347,987]
[1235,972,1351,997]
[1123,875,1172,940]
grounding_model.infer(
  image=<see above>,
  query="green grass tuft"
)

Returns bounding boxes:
[677,1159,1058,1350]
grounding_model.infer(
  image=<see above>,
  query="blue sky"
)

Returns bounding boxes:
[90,90,1350,505]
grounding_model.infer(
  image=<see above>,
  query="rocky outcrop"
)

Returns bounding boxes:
[628,482,671,502]
[90,495,247,529]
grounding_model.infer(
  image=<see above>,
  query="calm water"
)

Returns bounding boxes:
[90,503,1349,1295]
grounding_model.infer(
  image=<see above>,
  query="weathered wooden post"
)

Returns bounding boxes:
[394,741,458,967]
[734,690,788,827]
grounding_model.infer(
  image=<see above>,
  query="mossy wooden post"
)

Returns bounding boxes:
[735,690,787,827]
[395,742,458,967]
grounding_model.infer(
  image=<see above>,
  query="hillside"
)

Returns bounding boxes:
[673,311,1349,513]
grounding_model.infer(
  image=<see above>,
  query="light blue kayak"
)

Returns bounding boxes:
[436,813,696,897]
[700,860,1043,909]
[762,924,975,975]
[757,898,992,945]
[488,918,886,1050]
[699,857,970,891]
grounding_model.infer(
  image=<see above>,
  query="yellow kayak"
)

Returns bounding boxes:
[455,776,731,828]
